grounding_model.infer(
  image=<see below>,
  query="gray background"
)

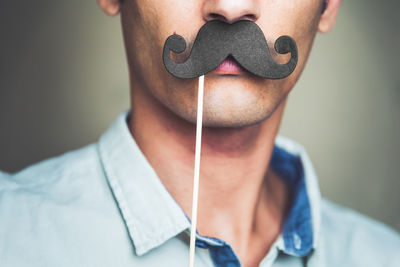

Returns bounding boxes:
[1,1,399,231]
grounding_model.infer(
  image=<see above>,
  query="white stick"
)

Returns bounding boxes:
[189,75,205,267]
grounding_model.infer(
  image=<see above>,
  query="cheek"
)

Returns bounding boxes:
[122,0,203,86]
[287,0,321,61]
[260,0,321,94]
[258,0,321,52]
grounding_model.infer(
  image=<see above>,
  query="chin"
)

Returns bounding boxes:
[199,83,277,127]
[164,78,284,128]
[175,99,276,128]
[200,105,273,128]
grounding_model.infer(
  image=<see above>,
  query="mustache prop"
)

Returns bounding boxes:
[163,20,298,79]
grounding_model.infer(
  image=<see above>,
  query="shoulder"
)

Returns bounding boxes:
[0,144,105,219]
[0,144,101,192]
[0,144,118,265]
[0,143,137,266]
[318,199,400,266]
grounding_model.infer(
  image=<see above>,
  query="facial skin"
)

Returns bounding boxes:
[98,0,340,128]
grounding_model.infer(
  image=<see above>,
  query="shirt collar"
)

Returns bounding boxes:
[97,111,321,257]
[272,136,321,256]
[97,111,190,256]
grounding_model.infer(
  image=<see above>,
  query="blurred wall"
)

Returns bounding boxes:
[1,1,399,231]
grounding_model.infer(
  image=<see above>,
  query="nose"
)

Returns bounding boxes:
[202,0,260,23]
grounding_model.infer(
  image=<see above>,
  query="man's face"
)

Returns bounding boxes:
[112,0,326,127]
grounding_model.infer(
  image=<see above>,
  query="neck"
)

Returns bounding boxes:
[129,81,290,266]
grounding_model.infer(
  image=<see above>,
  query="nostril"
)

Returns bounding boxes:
[208,13,228,22]
[207,13,256,23]
[243,14,257,22]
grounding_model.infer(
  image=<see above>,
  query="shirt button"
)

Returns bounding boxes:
[293,233,302,250]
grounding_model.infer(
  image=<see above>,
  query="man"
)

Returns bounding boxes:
[0,0,399,266]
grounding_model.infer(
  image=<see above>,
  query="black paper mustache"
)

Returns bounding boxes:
[163,20,298,79]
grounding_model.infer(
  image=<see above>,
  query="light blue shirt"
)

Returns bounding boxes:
[0,111,399,267]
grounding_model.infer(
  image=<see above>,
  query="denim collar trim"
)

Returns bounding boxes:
[273,136,321,256]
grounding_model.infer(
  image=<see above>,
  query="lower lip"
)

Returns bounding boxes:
[213,56,245,75]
